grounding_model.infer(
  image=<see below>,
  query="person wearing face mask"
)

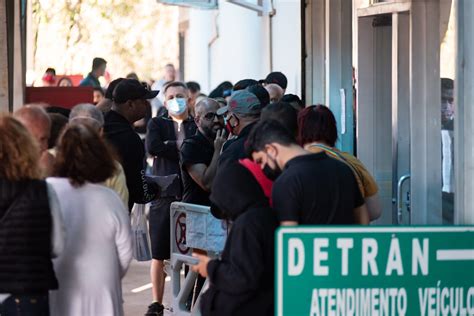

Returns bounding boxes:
[246,120,369,226]
[144,81,197,316]
[216,90,263,169]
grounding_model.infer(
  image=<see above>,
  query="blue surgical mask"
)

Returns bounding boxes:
[167,98,187,115]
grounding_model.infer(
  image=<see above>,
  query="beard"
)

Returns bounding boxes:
[202,123,223,139]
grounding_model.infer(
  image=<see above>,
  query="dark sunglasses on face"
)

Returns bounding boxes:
[203,112,220,121]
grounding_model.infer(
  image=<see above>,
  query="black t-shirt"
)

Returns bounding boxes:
[272,152,364,224]
[180,131,215,206]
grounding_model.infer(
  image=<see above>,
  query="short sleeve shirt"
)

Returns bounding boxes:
[272,153,364,224]
[180,131,215,206]
[306,144,379,197]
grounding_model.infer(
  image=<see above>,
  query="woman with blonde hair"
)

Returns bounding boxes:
[0,115,64,316]
[47,123,132,316]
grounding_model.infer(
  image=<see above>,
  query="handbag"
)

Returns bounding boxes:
[131,203,152,261]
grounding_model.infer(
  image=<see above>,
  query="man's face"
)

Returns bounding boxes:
[196,103,224,139]
[165,86,188,104]
[252,144,283,181]
[28,119,50,152]
[93,90,104,105]
[130,99,149,122]
[441,94,454,123]
[251,144,278,171]
[164,66,176,82]
[97,63,107,77]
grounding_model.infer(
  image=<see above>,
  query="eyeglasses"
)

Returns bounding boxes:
[203,112,219,121]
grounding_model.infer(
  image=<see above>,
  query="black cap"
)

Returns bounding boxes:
[265,71,288,90]
[233,79,259,91]
[112,79,159,104]
[247,84,270,107]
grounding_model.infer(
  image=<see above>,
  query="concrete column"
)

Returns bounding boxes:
[0,0,8,113]
[455,0,474,224]
[409,0,442,224]
[0,0,24,113]
[325,0,354,153]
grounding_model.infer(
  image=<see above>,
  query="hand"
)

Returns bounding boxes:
[191,253,211,278]
[214,129,228,152]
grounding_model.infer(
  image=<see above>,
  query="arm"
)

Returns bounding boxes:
[365,194,382,221]
[185,130,227,192]
[113,196,133,278]
[353,174,369,224]
[194,221,265,295]
[46,183,65,258]
[281,221,298,226]
[145,118,179,160]
[353,204,370,225]
[123,138,156,207]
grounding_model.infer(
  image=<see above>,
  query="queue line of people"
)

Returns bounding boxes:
[0,69,381,316]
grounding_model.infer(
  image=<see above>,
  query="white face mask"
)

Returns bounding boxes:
[167,98,187,116]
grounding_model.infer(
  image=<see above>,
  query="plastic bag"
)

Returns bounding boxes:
[131,203,152,261]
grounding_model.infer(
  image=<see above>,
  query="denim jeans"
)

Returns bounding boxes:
[0,294,49,316]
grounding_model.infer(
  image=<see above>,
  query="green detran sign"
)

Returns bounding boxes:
[276,227,474,316]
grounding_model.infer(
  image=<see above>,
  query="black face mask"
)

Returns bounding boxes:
[262,155,282,181]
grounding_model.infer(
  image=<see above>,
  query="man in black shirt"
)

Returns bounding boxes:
[103,79,159,210]
[246,120,369,225]
[181,98,226,206]
[217,90,262,167]
[145,81,196,316]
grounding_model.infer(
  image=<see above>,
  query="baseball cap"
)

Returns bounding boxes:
[112,79,159,104]
[217,90,262,116]
[233,79,259,91]
[264,71,288,90]
[246,84,270,107]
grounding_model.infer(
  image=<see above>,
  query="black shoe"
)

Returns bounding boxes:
[145,302,164,316]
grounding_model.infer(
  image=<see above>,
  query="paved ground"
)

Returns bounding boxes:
[123,260,173,316]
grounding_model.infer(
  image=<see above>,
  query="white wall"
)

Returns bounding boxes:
[184,9,214,93]
[183,0,301,96]
[271,0,301,95]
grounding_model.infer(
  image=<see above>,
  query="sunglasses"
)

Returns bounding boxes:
[203,112,220,121]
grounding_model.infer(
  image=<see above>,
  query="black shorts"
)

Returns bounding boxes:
[149,197,176,260]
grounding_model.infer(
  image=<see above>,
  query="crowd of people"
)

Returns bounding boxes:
[0,61,382,316]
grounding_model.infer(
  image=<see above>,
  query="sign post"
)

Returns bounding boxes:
[276,227,474,316]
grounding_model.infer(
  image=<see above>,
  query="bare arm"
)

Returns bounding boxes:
[353,204,370,225]
[280,221,299,226]
[365,193,382,221]
[186,129,227,192]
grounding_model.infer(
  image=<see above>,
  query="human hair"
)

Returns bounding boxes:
[186,81,201,94]
[297,104,338,147]
[233,79,258,91]
[165,63,175,69]
[45,68,56,76]
[92,57,107,71]
[14,105,51,127]
[209,81,233,98]
[163,81,188,94]
[69,103,105,130]
[247,84,270,107]
[93,87,105,96]
[57,77,73,87]
[261,102,297,136]
[126,72,139,81]
[281,94,304,111]
[0,115,42,181]
[48,113,68,148]
[245,120,296,156]
[54,124,116,187]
